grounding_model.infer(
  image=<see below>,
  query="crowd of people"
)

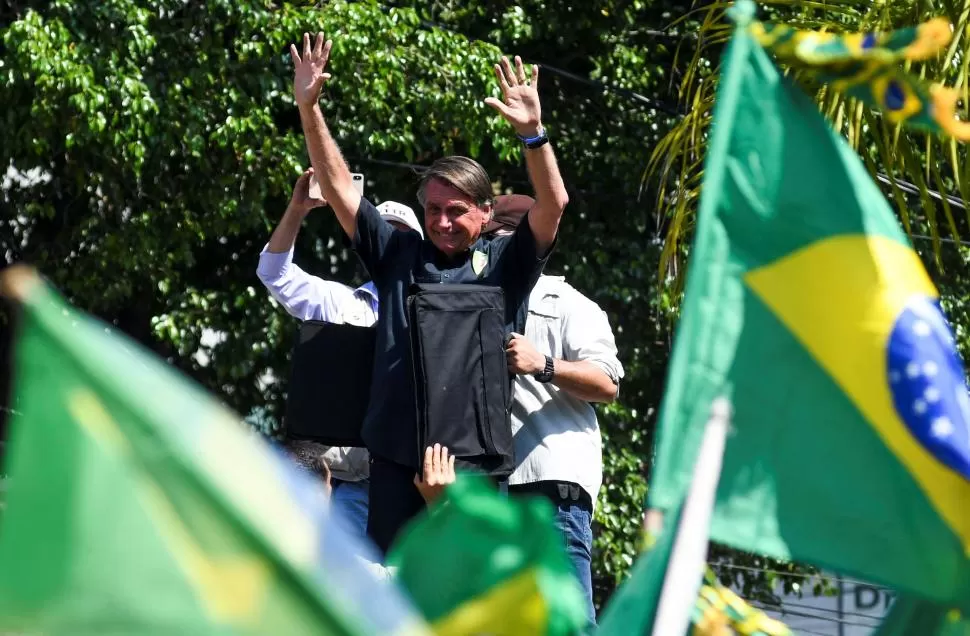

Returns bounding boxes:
[257,31,624,625]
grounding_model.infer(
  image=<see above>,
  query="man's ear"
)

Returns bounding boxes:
[481,203,493,228]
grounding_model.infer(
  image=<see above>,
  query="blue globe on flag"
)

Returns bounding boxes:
[887,296,970,481]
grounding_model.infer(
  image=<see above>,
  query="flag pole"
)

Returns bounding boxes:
[650,397,732,636]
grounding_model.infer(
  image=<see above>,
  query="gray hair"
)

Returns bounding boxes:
[416,156,493,208]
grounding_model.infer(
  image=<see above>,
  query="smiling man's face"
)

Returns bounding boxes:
[421,178,491,257]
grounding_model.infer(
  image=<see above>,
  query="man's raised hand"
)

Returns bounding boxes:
[290,32,332,109]
[484,56,542,138]
[413,444,456,504]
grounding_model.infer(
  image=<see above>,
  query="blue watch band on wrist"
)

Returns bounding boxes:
[516,125,546,145]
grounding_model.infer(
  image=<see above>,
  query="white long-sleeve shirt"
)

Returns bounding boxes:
[257,246,378,325]
[508,275,624,506]
[257,245,375,481]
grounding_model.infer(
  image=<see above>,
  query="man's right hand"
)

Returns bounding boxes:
[288,31,361,240]
[290,32,333,109]
[288,168,328,216]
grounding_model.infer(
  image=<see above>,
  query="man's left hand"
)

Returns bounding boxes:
[506,332,545,375]
[484,56,542,138]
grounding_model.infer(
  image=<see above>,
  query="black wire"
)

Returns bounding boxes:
[875,173,967,210]
[347,156,426,173]
[771,598,889,621]
[376,1,685,115]
[711,562,889,590]
[911,233,970,247]
[530,62,685,116]
[750,601,883,629]
[787,627,841,636]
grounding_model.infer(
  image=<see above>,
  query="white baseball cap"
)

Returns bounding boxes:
[377,201,424,238]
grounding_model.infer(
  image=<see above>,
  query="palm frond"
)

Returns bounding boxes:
[645,0,970,282]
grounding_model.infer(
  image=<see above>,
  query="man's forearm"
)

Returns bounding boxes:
[266,206,305,254]
[298,103,362,238]
[524,141,569,255]
[549,358,617,403]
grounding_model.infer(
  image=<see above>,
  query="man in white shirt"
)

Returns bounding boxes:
[486,195,623,624]
[257,167,423,538]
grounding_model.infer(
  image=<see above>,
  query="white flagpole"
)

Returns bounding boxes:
[650,396,732,636]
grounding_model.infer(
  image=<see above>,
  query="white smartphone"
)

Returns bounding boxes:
[308,174,323,200]
[308,173,364,199]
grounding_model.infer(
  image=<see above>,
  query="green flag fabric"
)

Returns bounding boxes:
[647,6,970,611]
[0,267,428,635]
[387,475,587,636]
[598,503,790,636]
[874,596,969,636]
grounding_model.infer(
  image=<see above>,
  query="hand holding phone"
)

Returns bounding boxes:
[309,173,364,199]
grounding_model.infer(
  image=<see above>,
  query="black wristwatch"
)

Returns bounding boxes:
[534,355,555,383]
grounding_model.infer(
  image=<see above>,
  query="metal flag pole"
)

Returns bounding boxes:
[650,397,732,636]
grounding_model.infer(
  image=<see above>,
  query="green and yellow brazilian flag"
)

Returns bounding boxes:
[0,266,429,635]
[648,7,970,611]
[389,476,588,636]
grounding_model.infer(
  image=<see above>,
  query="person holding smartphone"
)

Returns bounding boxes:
[257,167,423,538]
[289,33,570,555]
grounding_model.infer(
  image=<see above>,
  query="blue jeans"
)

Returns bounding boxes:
[554,502,595,626]
[332,479,369,539]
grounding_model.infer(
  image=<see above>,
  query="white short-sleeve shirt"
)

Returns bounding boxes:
[507,275,624,506]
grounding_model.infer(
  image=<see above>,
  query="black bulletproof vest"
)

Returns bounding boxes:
[284,320,375,446]
[407,284,514,478]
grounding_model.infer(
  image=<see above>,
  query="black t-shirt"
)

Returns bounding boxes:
[352,197,553,468]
